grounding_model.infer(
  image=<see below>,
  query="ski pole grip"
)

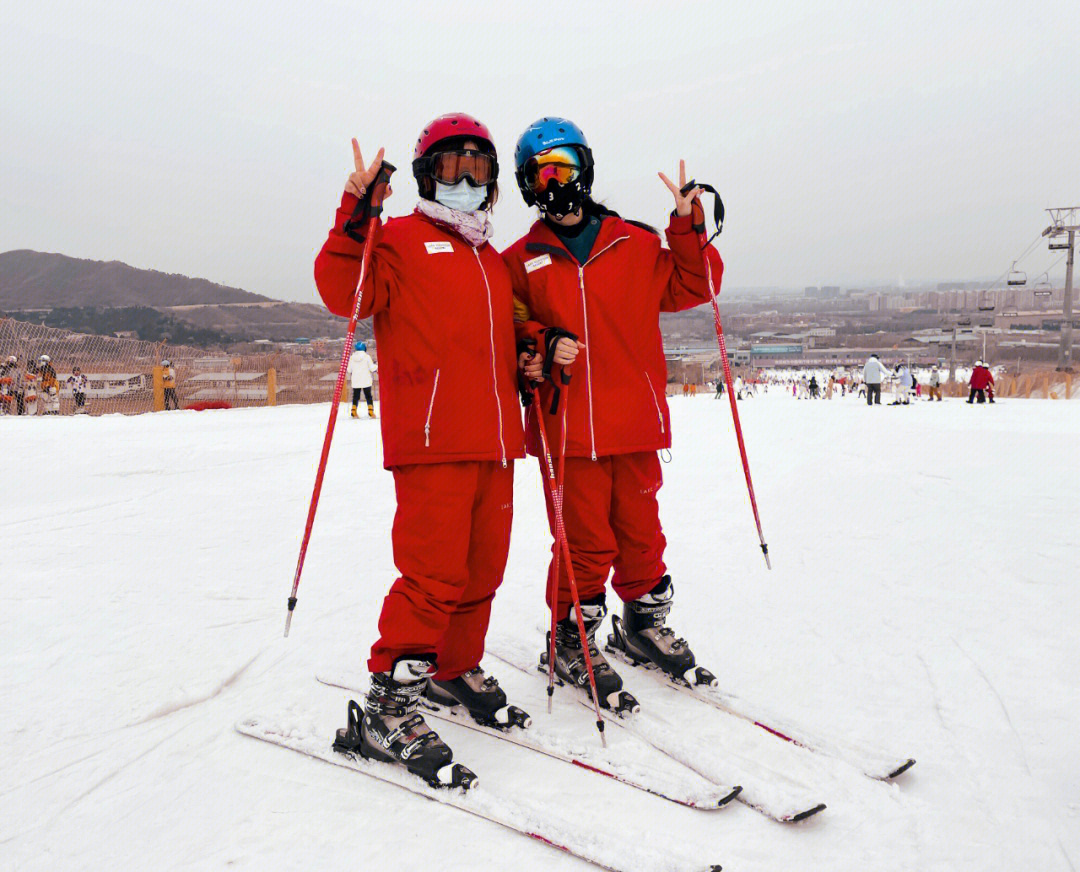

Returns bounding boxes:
[369,161,396,208]
[680,178,725,242]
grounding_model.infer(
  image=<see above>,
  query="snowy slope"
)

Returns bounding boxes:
[2,393,1078,871]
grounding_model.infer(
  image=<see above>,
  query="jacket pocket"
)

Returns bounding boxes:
[424,369,441,447]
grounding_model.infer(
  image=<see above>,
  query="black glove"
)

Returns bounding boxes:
[516,339,539,409]
[343,161,397,244]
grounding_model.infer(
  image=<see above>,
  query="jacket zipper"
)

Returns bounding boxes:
[644,372,665,434]
[424,368,440,447]
[473,246,508,468]
[576,236,629,461]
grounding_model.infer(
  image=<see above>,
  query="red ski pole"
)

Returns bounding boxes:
[699,224,771,569]
[543,372,570,714]
[284,161,395,637]
[531,375,607,747]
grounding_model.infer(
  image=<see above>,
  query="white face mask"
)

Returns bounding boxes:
[434,179,487,213]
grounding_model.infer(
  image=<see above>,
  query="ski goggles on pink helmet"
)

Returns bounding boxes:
[428,149,498,187]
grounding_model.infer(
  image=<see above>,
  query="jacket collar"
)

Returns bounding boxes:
[412,211,491,250]
[523,213,626,262]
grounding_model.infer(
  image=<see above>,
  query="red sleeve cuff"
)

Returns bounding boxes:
[666,213,696,235]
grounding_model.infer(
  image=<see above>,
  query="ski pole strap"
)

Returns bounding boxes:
[344,161,397,243]
[541,327,578,415]
[680,179,724,246]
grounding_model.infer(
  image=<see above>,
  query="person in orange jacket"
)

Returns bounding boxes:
[505,117,724,713]
[0,354,18,415]
[161,359,180,410]
[314,114,529,788]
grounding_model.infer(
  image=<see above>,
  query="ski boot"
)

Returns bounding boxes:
[426,666,531,730]
[608,576,718,689]
[333,655,476,790]
[367,403,376,418]
[350,404,359,418]
[539,597,639,717]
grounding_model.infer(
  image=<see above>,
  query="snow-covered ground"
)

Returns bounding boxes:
[3,392,1078,871]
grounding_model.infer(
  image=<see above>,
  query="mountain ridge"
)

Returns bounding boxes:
[0,249,274,310]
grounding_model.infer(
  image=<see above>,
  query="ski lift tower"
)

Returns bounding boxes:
[1042,207,1079,370]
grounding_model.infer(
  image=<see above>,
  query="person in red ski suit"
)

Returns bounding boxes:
[314,115,528,787]
[968,361,994,404]
[503,117,724,712]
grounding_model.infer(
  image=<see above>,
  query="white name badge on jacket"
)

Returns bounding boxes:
[425,241,454,254]
[524,253,551,273]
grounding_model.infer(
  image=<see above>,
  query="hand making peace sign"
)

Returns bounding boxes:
[345,139,392,200]
[658,160,702,218]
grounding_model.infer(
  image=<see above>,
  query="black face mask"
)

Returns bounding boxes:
[536,177,586,220]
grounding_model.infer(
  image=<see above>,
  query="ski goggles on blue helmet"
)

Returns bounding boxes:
[521,146,583,193]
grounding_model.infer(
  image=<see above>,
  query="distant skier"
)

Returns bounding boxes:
[38,355,60,414]
[808,375,819,399]
[162,360,180,410]
[347,341,378,418]
[23,361,40,416]
[968,360,994,404]
[67,366,88,414]
[927,369,943,401]
[863,354,888,406]
[891,364,912,405]
[714,377,724,398]
[315,115,529,788]
[505,116,723,714]
[0,354,17,415]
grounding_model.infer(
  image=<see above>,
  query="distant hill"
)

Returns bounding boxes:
[0,250,273,309]
[0,249,356,344]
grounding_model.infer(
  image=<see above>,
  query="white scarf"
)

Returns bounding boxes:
[415,199,493,247]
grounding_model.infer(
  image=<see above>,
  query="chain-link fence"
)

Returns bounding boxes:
[0,317,363,415]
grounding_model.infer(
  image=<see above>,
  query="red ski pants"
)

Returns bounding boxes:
[368,461,514,679]
[542,451,666,621]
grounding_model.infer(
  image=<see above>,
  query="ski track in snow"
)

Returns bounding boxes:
[2,397,1078,871]
[950,636,1033,778]
[130,653,260,726]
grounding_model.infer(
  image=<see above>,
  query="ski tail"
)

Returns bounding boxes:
[237,715,723,872]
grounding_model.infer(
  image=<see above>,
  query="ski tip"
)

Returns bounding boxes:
[788,803,827,823]
[717,785,743,807]
[887,758,916,778]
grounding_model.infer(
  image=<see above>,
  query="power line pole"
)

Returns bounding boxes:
[1043,207,1079,370]
[949,325,957,383]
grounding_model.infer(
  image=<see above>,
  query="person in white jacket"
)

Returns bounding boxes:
[892,364,913,406]
[347,341,378,418]
[862,354,889,406]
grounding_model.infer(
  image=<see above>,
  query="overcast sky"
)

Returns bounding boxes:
[2,1,1078,303]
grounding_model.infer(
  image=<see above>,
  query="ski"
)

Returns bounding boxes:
[237,715,722,872]
[317,670,740,810]
[603,620,915,781]
[486,641,827,823]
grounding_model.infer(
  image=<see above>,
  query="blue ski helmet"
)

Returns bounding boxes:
[514,117,594,209]
[355,341,366,352]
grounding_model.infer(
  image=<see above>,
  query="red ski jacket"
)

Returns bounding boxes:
[970,366,994,390]
[315,193,525,469]
[504,212,723,459]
